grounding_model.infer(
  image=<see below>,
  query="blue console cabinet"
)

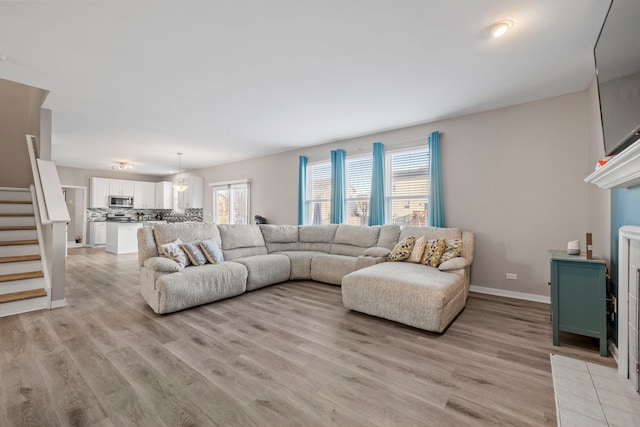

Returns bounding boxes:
[549,250,608,357]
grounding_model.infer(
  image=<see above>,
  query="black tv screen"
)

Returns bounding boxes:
[594,0,640,156]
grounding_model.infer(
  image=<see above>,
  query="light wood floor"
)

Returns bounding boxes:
[1,247,616,426]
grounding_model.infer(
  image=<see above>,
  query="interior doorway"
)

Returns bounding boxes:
[62,185,87,248]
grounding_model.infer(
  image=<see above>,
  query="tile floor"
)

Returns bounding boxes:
[550,353,640,426]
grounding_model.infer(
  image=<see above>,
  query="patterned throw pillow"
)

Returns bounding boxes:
[421,238,447,267]
[199,239,225,264]
[407,236,427,263]
[388,236,416,262]
[158,239,189,269]
[181,241,208,266]
[440,239,463,263]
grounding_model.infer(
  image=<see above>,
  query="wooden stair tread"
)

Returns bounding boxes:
[0,226,36,231]
[0,271,44,282]
[0,213,34,217]
[0,239,38,246]
[0,288,47,304]
[0,200,32,204]
[0,254,41,263]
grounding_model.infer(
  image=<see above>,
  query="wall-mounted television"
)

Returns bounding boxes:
[594,0,640,157]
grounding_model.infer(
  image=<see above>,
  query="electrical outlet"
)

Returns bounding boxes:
[506,273,517,280]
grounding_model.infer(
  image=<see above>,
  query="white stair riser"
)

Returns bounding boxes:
[0,244,39,257]
[0,229,37,240]
[0,277,46,294]
[0,190,31,201]
[0,204,34,214]
[0,260,42,275]
[0,217,35,227]
[0,296,47,318]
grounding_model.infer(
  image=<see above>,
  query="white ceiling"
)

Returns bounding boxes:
[0,0,610,176]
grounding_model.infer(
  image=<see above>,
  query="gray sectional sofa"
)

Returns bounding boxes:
[137,222,474,332]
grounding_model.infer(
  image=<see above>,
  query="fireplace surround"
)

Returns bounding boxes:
[617,226,640,393]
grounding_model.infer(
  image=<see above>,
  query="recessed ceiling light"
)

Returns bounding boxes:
[490,20,514,38]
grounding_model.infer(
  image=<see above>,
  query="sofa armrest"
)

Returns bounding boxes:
[143,256,182,272]
[438,257,471,272]
[363,247,390,257]
[356,255,387,270]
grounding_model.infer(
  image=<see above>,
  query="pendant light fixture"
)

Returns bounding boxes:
[172,152,189,192]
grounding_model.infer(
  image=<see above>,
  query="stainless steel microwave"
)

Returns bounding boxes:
[109,195,134,208]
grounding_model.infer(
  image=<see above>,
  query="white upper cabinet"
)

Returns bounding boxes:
[134,181,156,209]
[90,177,110,208]
[109,179,135,196]
[155,182,173,209]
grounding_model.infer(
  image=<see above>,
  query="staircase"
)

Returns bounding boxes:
[0,188,49,317]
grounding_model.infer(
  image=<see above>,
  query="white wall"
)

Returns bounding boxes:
[586,79,611,264]
[187,91,595,298]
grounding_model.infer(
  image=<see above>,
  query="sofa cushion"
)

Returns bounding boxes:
[341,262,466,332]
[181,241,208,266]
[330,225,381,256]
[399,226,462,242]
[158,239,190,269]
[154,262,247,314]
[199,239,225,264]
[260,224,300,253]
[232,254,291,291]
[377,224,402,250]
[154,223,221,247]
[299,225,337,252]
[441,239,463,263]
[421,238,447,267]
[407,236,427,263]
[310,253,358,285]
[388,236,415,261]
[276,251,324,280]
[218,224,268,260]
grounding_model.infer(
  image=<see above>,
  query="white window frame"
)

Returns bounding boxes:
[305,160,331,225]
[345,154,372,226]
[385,146,429,225]
[209,179,251,224]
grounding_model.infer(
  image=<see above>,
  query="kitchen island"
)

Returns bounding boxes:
[106,221,143,254]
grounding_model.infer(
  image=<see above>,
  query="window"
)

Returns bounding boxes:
[304,145,428,225]
[386,147,428,226]
[306,161,331,225]
[345,156,372,225]
[212,180,250,224]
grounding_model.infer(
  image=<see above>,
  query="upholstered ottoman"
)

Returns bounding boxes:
[341,262,467,333]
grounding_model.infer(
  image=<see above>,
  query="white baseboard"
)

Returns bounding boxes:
[609,342,619,366]
[50,298,67,309]
[469,285,550,304]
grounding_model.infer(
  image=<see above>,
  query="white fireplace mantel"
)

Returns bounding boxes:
[617,225,640,384]
[585,138,640,189]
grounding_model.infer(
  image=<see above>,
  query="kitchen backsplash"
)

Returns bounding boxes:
[87,208,203,222]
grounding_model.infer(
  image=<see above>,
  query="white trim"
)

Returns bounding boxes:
[50,298,67,309]
[584,137,640,189]
[207,178,251,187]
[0,187,29,192]
[610,342,619,365]
[469,285,550,304]
[29,185,52,309]
[617,225,640,379]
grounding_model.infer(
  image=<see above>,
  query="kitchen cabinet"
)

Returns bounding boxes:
[109,179,135,197]
[106,221,143,254]
[174,176,204,210]
[89,221,106,245]
[549,250,608,356]
[155,181,173,209]
[134,181,156,209]
[90,177,110,208]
